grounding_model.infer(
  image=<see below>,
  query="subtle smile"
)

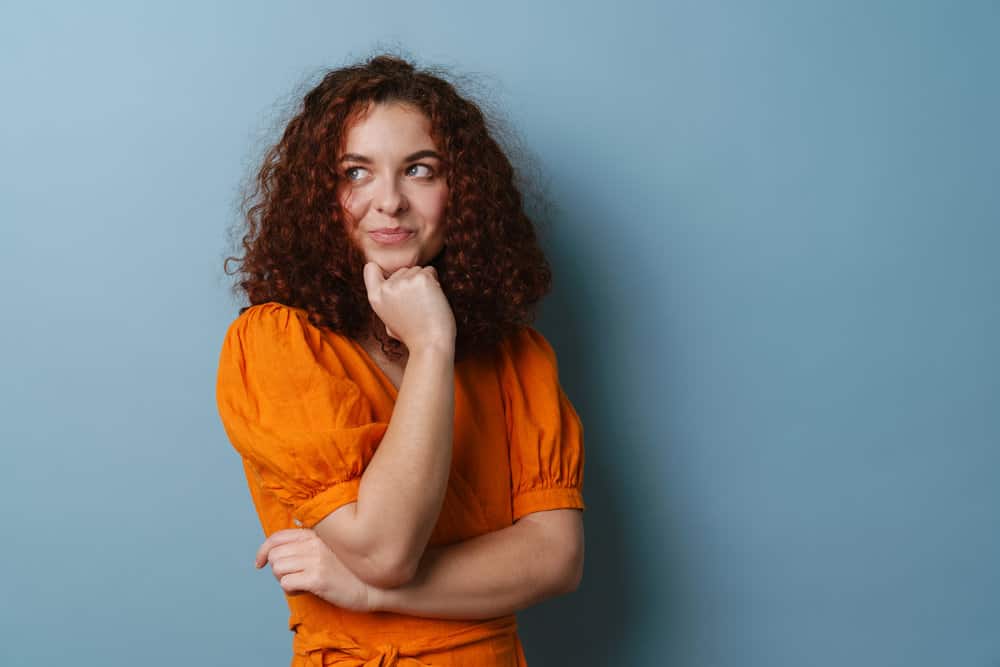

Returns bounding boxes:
[369,229,415,245]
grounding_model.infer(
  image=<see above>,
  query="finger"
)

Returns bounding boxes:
[278,572,302,593]
[362,262,384,296]
[388,266,420,281]
[268,554,306,580]
[255,529,312,568]
[254,528,313,568]
[266,541,307,565]
[279,571,311,595]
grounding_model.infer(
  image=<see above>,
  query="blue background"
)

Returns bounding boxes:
[2,2,997,665]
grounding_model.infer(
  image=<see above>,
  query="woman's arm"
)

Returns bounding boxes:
[312,341,455,589]
[367,509,584,620]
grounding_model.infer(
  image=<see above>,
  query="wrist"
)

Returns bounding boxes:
[408,339,455,361]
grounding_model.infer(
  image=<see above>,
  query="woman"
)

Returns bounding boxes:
[216,53,586,666]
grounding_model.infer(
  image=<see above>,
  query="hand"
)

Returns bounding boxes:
[363,262,456,351]
[255,528,374,613]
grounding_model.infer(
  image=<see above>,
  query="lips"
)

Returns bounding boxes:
[369,229,414,244]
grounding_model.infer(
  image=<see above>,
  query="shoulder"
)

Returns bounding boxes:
[500,325,557,361]
[218,301,361,377]
[497,325,561,381]
[223,301,358,351]
[224,301,309,341]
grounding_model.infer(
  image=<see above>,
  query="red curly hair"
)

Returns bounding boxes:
[224,53,553,362]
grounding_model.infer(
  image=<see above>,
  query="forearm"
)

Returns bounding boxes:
[368,519,574,620]
[353,343,454,575]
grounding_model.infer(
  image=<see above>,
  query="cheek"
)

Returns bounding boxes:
[338,190,367,226]
[430,187,449,221]
[410,188,447,222]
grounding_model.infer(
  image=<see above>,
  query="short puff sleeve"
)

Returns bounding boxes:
[215,302,388,528]
[499,326,586,522]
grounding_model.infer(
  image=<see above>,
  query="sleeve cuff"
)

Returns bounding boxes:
[513,485,585,522]
[293,477,362,528]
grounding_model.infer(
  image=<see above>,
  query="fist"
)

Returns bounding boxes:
[362,262,456,350]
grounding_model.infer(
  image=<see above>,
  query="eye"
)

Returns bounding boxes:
[344,166,369,181]
[406,163,435,178]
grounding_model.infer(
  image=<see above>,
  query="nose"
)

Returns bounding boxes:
[375,177,407,215]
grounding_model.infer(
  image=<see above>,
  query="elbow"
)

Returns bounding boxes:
[361,564,417,590]
[541,542,584,597]
[559,542,585,593]
[355,548,419,589]
[522,510,585,596]
[312,503,421,589]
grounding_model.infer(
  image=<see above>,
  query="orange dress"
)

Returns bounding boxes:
[215,302,586,666]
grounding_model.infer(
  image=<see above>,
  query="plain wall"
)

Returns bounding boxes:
[2,1,997,665]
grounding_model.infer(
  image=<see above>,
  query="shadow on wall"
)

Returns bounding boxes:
[517,182,685,664]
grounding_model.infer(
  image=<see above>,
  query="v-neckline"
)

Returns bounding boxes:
[347,336,402,400]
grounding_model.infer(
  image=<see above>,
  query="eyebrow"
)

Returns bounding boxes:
[338,149,444,164]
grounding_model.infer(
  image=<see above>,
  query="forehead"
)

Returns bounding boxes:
[340,102,437,155]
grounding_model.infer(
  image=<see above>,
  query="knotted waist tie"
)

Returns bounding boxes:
[293,616,518,666]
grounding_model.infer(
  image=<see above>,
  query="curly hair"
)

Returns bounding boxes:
[224,53,553,363]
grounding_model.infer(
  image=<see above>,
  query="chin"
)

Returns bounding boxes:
[370,255,421,275]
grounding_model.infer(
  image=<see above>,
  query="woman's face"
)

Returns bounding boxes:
[336,102,449,277]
